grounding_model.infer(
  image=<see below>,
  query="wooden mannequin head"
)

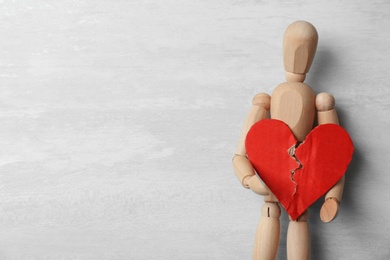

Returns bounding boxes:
[283,21,318,82]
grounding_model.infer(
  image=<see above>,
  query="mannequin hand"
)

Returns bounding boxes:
[320,197,340,222]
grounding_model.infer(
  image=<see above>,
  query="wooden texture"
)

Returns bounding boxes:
[270,82,316,141]
[235,93,270,156]
[287,220,310,260]
[283,21,318,75]
[253,203,281,260]
[249,20,319,259]
[0,0,390,259]
[316,92,344,222]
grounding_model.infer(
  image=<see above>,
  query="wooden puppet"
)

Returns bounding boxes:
[233,21,354,260]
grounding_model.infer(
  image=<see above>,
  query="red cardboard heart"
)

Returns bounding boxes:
[245,119,354,220]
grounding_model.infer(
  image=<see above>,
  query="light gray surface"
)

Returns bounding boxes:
[0,0,389,259]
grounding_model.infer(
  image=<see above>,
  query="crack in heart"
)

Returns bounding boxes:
[287,142,303,197]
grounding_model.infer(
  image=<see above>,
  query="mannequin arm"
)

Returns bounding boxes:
[233,93,270,194]
[316,93,345,222]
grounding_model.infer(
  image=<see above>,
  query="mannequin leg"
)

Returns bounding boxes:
[253,202,281,260]
[287,210,310,260]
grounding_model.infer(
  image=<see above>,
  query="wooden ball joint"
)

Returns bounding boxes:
[233,21,351,260]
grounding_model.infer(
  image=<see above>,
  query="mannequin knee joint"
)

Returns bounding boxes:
[289,210,309,222]
[261,202,281,218]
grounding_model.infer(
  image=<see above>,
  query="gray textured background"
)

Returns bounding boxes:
[1,0,389,259]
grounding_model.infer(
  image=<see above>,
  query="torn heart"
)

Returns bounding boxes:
[245,119,354,220]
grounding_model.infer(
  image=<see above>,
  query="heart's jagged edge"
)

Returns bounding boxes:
[287,142,303,198]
